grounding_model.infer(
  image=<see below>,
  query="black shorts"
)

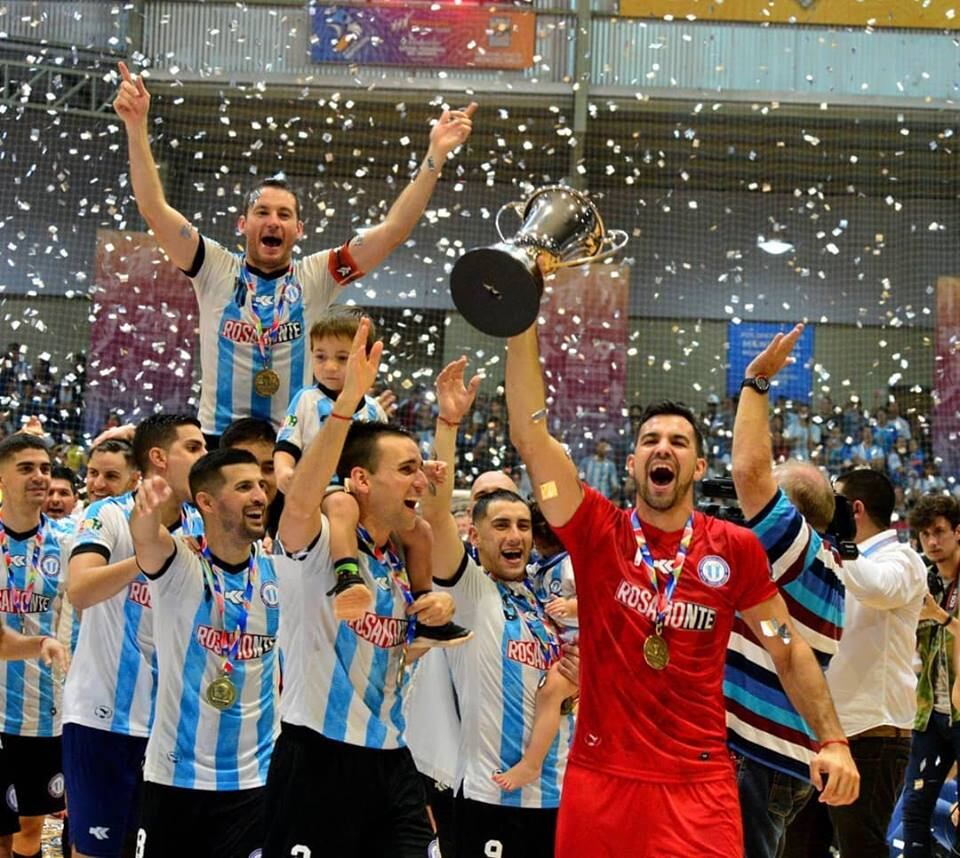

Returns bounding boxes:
[454,792,557,858]
[137,782,264,858]
[0,732,65,833]
[262,723,438,858]
[422,775,455,858]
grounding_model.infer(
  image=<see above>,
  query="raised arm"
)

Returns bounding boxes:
[420,357,481,580]
[113,62,199,271]
[506,323,582,527]
[129,475,177,575]
[741,593,860,806]
[347,104,476,275]
[731,324,804,520]
[278,319,383,552]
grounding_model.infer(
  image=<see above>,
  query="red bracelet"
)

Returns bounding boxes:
[329,412,352,422]
[818,738,849,750]
[438,416,460,428]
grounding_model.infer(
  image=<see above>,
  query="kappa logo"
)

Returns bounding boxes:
[89,826,110,841]
[252,294,275,308]
[697,555,730,588]
[260,581,279,608]
[5,784,16,812]
[48,773,64,799]
[40,553,60,579]
[375,576,391,591]
[224,589,247,606]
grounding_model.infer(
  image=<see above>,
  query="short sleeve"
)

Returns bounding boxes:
[188,236,239,301]
[435,549,496,630]
[276,388,308,456]
[147,541,199,603]
[72,502,125,561]
[297,247,345,310]
[728,528,778,612]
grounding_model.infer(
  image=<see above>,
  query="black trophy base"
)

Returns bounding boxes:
[450,243,543,337]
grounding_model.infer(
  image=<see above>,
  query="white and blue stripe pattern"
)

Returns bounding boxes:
[145,541,280,791]
[276,386,387,461]
[724,489,844,781]
[441,553,573,809]
[276,517,408,751]
[190,237,341,435]
[0,518,66,737]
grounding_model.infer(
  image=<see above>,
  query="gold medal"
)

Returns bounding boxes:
[205,675,238,710]
[254,369,281,397]
[643,634,669,670]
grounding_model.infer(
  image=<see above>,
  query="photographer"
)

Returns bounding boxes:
[824,467,925,854]
[902,495,960,857]
[727,324,853,858]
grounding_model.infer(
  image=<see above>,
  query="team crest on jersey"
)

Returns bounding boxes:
[260,581,279,608]
[285,283,302,304]
[283,415,298,428]
[697,556,730,588]
[48,774,64,799]
[5,785,16,812]
[549,578,562,595]
[40,554,60,579]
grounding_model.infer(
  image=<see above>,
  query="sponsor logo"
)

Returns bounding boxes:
[221,319,302,346]
[505,639,550,670]
[698,555,730,588]
[81,518,103,532]
[94,704,114,721]
[128,581,152,608]
[89,826,110,841]
[5,785,17,812]
[40,553,61,579]
[347,613,407,649]
[195,625,276,660]
[614,579,717,631]
[0,589,52,614]
[260,581,279,608]
[48,773,64,798]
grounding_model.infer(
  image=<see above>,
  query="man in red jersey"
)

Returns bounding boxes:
[505,322,859,857]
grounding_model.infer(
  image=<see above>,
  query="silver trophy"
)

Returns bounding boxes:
[450,186,628,336]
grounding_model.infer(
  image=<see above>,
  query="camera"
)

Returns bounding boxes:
[928,568,945,601]
[697,478,859,560]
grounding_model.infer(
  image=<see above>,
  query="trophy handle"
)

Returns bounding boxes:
[555,229,629,269]
[495,201,526,242]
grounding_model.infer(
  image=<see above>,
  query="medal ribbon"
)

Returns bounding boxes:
[198,536,258,677]
[631,510,694,634]
[238,264,294,367]
[0,508,45,615]
[356,524,416,648]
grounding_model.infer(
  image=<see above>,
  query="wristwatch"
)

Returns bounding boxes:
[740,376,771,394]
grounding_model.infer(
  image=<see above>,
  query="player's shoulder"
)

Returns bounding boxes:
[81,492,135,526]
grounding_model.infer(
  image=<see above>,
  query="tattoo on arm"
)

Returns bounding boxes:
[427,156,437,172]
[179,223,193,240]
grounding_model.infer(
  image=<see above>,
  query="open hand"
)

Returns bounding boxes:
[436,357,481,426]
[745,323,804,381]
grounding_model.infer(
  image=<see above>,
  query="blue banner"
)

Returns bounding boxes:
[727,322,815,402]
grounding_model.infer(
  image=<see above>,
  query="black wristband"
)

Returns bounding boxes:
[941,614,953,628]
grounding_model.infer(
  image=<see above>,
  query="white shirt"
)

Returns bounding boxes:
[403,650,461,786]
[826,529,926,734]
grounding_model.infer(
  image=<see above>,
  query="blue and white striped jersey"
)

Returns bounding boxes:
[189,236,349,435]
[0,515,67,737]
[52,517,82,656]
[144,540,280,791]
[439,550,573,809]
[65,493,154,736]
[276,517,409,750]
[275,386,386,462]
[528,551,578,633]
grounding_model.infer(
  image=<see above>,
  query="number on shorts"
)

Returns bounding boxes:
[135,829,147,858]
[484,841,503,858]
[290,847,311,858]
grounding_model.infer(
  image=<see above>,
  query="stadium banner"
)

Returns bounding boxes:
[934,277,960,477]
[88,230,198,434]
[540,265,630,428]
[309,2,536,70]
[619,0,958,30]
[726,321,815,402]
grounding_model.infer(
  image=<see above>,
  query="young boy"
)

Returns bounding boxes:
[275,309,471,646]
[493,502,578,791]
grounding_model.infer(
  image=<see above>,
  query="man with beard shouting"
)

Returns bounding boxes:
[504,322,859,857]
